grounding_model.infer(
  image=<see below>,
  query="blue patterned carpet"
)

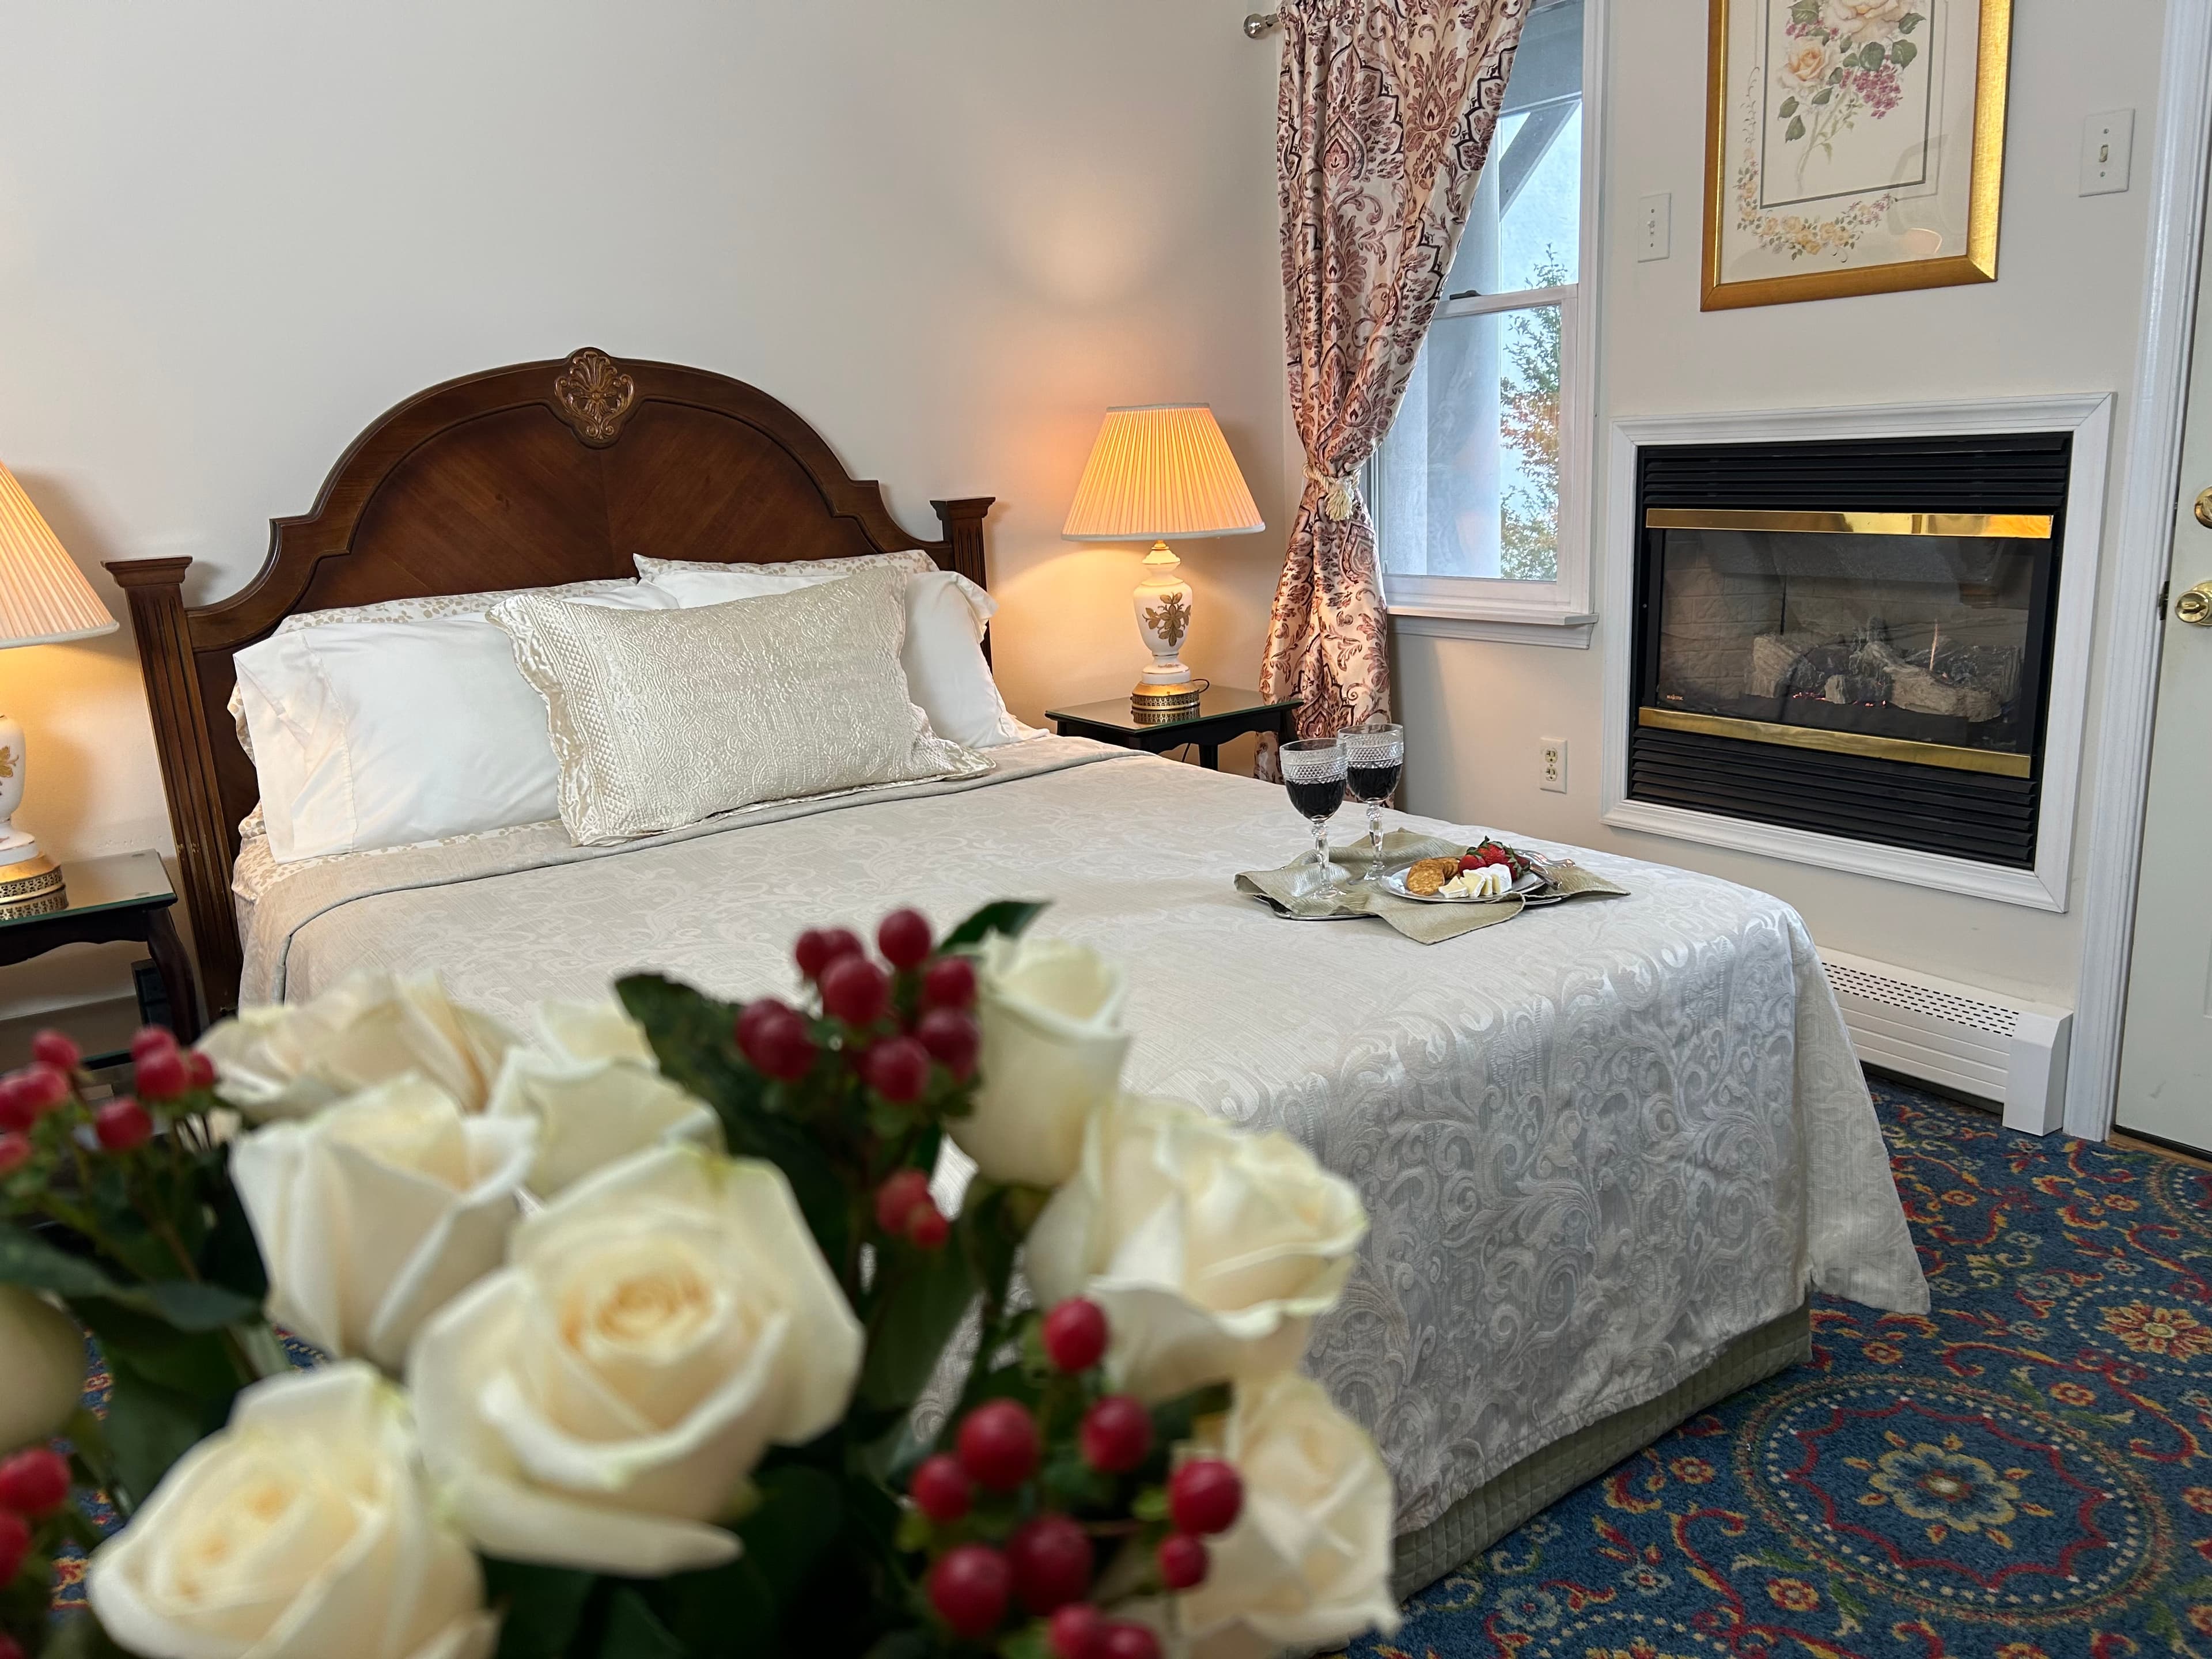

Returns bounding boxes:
[1350,1081,2212,1659]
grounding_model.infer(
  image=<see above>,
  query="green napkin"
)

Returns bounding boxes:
[1234,830,1627,944]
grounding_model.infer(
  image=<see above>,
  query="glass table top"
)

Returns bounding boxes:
[1044,685,1298,734]
[0,850,175,929]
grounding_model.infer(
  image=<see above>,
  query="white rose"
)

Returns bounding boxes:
[0,1286,85,1448]
[1823,0,1908,41]
[1174,1372,1399,1658]
[950,934,1131,1188]
[1025,1094,1367,1402]
[407,1145,863,1575]
[487,1043,721,1199]
[230,1078,537,1370]
[531,1000,657,1068]
[86,1362,496,1659]
[199,972,518,1122]
[1778,39,1834,90]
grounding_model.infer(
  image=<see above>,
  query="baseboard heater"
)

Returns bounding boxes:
[1816,948,2072,1136]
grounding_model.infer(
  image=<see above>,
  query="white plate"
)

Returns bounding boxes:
[1382,865,1546,906]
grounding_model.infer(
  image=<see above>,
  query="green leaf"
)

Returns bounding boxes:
[43,1613,134,1659]
[1789,0,1820,20]
[859,1237,979,1411]
[0,1225,131,1300]
[940,900,1049,952]
[1859,41,1885,70]
[139,1279,261,1331]
[1891,39,1918,67]
[1778,96,1798,118]
[862,1638,931,1659]
[600,1590,688,1659]
[1785,115,1808,140]
[0,1224,259,1332]
[100,1346,228,1508]
[736,1464,845,1604]
[482,1560,599,1659]
[1899,11,1923,31]
[1130,1487,1169,1523]
[1148,1381,1233,1458]
[998,1627,1054,1659]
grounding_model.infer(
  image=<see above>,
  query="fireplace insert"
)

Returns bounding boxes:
[1630,433,2069,868]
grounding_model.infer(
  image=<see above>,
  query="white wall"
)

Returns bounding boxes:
[1395,0,2165,1007]
[0,1,1288,1025]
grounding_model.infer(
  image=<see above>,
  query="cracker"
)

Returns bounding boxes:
[1406,857,1460,895]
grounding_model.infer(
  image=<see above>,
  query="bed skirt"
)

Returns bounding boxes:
[1390,1303,1814,1599]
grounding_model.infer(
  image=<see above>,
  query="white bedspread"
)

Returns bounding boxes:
[232,736,1926,1536]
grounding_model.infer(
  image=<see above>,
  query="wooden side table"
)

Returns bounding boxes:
[1046,686,1302,771]
[0,851,199,1042]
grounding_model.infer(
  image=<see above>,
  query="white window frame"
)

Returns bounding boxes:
[1373,0,1605,647]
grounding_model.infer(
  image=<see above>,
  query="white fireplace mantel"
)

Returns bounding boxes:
[1598,393,2113,912]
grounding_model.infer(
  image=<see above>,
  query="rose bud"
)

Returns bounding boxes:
[134,1043,190,1102]
[876,908,933,971]
[128,1025,177,1066]
[184,1050,217,1090]
[28,1029,80,1071]
[94,1098,154,1153]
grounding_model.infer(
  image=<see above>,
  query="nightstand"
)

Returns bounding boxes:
[1046,685,1302,771]
[0,851,199,1043]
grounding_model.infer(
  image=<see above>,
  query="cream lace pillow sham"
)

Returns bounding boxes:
[486,565,987,845]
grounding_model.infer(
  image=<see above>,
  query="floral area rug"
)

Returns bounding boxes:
[1348,1080,2212,1659]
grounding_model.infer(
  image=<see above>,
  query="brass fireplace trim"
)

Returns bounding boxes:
[1638,707,2035,778]
[1642,509,2054,540]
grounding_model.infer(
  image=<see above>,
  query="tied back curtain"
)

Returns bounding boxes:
[1258,0,1529,762]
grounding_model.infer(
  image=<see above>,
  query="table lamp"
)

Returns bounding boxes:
[1062,404,1264,716]
[0,460,118,910]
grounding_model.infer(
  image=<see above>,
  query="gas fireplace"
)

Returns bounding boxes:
[1630,433,2070,868]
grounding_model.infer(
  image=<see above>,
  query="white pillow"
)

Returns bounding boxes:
[488,566,989,844]
[235,583,674,863]
[634,556,1036,749]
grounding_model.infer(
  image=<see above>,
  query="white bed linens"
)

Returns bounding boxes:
[230,738,1927,1538]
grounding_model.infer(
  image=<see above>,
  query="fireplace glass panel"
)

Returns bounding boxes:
[1646,516,2052,769]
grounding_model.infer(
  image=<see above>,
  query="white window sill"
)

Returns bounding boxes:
[1387,607,1595,648]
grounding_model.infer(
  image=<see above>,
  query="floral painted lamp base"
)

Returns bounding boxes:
[0,713,62,915]
[1131,543,1201,715]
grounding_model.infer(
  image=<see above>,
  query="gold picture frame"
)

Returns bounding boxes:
[1702,0,2011,310]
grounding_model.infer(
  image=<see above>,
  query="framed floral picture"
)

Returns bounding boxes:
[1702,0,2011,309]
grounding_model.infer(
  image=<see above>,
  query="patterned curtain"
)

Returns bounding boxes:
[1257,0,1529,767]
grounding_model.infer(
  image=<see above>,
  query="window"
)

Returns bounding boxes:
[1373,0,1594,631]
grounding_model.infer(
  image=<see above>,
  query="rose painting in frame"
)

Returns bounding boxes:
[1702,0,2011,309]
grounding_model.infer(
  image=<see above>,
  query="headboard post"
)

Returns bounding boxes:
[931,498,993,589]
[105,556,239,1020]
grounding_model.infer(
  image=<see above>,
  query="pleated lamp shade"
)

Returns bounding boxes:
[0,460,116,647]
[1061,406,1266,543]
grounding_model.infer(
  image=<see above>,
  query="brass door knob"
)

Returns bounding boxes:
[2179,582,2212,626]
[2195,488,2212,528]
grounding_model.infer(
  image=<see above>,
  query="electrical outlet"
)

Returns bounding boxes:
[1636,193,1671,262]
[1539,737,1568,794]
[2081,109,2134,195]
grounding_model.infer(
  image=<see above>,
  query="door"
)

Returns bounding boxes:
[2116,189,2212,1152]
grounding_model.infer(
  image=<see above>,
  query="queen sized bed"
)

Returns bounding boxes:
[112,350,1926,1596]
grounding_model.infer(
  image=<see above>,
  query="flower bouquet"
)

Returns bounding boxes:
[0,902,1396,1659]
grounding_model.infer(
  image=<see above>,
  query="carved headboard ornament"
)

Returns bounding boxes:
[551,347,637,446]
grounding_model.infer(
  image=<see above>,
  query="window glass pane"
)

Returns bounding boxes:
[1378,304,1562,582]
[1440,0,1583,298]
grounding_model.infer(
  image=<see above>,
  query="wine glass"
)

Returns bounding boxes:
[1341,720,1404,881]
[1280,736,1349,899]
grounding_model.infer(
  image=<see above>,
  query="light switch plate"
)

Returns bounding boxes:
[2081,109,2134,196]
[1636,193,1671,262]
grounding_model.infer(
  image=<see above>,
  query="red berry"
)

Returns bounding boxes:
[956,1399,1041,1491]
[1048,1603,1106,1659]
[865,1035,930,1104]
[819,955,889,1027]
[927,1543,1011,1640]
[28,1030,79,1071]
[1041,1298,1109,1373]
[874,1168,933,1235]
[94,1098,153,1153]
[1156,1533,1208,1591]
[0,1448,69,1516]
[135,1044,189,1101]
[793,926,865,982]
[908,1453,972,1522]
[915,1008,980,1082]
[1079,1396,1152,1474]
[0,1633,24,1659]
[921,953,978,1012]
[1167,1458,1244,1536]
[128,1026,177,1066]
[0,1508,26,1585]
[0,1078,32,1135]
[1098,1623,1161,1659]
[1,1066,67,1129]
[1007,1513,1094,1614]
[736,1000,815,1082]
[877,908,933,970]
[906,1203,950,1250]
[184,1050,216,1090]
[0,1134,29,1176]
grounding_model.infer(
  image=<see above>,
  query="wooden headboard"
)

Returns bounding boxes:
[106,348,993,1020]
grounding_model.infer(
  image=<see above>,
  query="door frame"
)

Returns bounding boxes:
[2066,1,2212,1139]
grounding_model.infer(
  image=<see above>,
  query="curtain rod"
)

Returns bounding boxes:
[1244,12,1280,36]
